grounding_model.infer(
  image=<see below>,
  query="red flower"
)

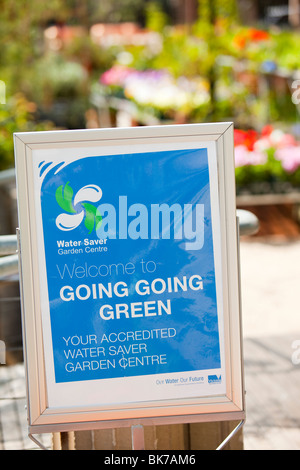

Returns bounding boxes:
[249,28,270,42]
[261,125,273,137]
[233,33,247,49]
[234,129,258,151]
[233,28,270,49]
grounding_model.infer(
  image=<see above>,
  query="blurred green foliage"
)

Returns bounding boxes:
[1,0,300,179]
[0,0,121,169]
[0,94,54,170]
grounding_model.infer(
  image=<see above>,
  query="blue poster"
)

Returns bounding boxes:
[39,148,221,384]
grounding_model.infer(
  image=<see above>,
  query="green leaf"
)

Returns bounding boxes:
[55,182,76,214]
[82,203,102,234]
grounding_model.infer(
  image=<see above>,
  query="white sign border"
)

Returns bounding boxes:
[14,123,245,433]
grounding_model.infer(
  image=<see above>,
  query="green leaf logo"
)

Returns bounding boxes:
[55,182,76,214]
[82,203,102,234]
[55,182,102,233]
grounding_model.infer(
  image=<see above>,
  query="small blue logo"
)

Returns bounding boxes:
[208,374,221,384]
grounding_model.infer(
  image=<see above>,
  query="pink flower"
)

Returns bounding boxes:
[275,146,300,173]
[269,129,296,148]
[250,150,268,165]
[235,145,267,168]
[277,133,296,148]
[253,137,272,153]
[235,145,251,167]
[100,65,134,86]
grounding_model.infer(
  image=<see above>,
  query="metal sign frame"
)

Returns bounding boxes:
[14,123,245,435]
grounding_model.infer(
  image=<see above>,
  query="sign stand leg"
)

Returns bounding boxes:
[216,419,245,450]
[131,425,145,450]
[28,433,49,450]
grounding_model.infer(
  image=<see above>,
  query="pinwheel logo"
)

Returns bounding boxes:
[55,182,102,233]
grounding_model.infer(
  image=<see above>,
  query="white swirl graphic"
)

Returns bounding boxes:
[55,183,102,232]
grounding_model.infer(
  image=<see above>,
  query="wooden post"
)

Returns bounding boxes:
[52,432,75,450]
[189,421,244,450]
[70,421,243,450]
[184,0,198,24]
[289,0,300,27]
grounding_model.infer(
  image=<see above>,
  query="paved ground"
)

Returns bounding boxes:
[0,364,52,450]
[1,238,300,450]
[240,238,300,450]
